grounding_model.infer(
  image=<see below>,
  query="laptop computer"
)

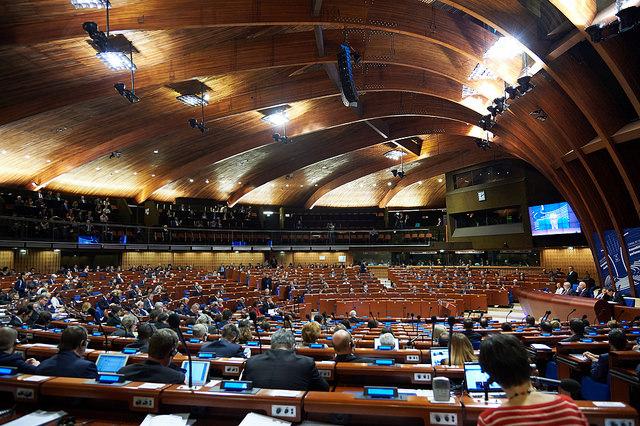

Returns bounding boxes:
[430,347,449,366]
[464,362,505,398]
[181,360,210,386]
[95,354,129,374]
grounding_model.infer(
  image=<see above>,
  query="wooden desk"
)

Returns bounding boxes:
[0,374,53,404]
[514,289,619,324]
[434,365,465,380]
[305,387,462,426]
[459,395,638,426]
[334,363,434,388]
[160,384,304,422]
[609,351,640,405]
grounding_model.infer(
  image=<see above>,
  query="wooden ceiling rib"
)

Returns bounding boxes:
[1,0,640,291]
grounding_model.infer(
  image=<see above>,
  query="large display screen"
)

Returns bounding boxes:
[528,202,581,236]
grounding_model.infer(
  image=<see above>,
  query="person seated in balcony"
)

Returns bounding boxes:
[117,329,185,384]
[477,334,588,426]
[0,327,39,373]
[332,329,375,363]
[242,329,329,391]
[583,328,628,383]
[36,326,98,379]
[199,324,245,358]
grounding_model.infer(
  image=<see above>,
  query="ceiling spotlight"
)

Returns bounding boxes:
[153,149,159,154]
[530,108,548,122]
[177,93,209,107]
[205,179,210,184]
[384,150,406,161]
[487,105,500,117]
[585,21,620,43]
[438,178,443,183]
[109,151,122,159]
[114,82,139,103]
[479,114,496,131]
[484,36,525,60]
[83,22,136,71]
[387,182,393,186]
[71,0,109,8]
[617,6,640,33]
[272,133,292,144]
[262,110,290,126]
[98,51,136,71]
[188,118,207,133]
[391,169,405,179]
[505,86,520,100]
[82,21,108,52]
[516,75,534,95]
[188,178,194,183]
[475,138,492,151]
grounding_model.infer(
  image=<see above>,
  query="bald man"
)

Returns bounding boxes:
[332,330,375,363]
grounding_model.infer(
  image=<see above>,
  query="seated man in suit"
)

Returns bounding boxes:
[462,319,482,347]
[242,329,329,391]
[125,323,155,353]
[584,328,628,383]
[560,319,586,342]
[117,329,185,384]
[111,314,138,338]
[0,327,39,373]
[332,329,375,363]
[36,325,98,379]
[199,324,245,358]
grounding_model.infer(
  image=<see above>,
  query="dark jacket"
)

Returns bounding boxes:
[117,360,185,384]
[334,353,375,363]
[590,353,609,383]
[111,329,135,338]
[242,349,329,391]
[125,340,149,353]
[199,339,245,358]
[560,334,584,343]
[36,350,98,379]
[462,330,482,345]
[0,352,38,374]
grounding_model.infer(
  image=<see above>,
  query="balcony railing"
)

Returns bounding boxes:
[0,215,445,247]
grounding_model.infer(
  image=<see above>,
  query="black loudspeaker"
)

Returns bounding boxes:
[337,44,359,107]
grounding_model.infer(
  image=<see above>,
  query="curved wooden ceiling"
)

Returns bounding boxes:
[2,0,640,275]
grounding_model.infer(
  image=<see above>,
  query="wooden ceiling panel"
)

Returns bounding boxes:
[387,175,447,208]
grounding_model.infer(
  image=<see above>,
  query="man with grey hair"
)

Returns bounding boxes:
[242,329,329,391]
[191,324,209,341]
[200,324,245,358]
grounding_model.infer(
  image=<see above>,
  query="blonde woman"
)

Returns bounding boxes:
[446,333,477,365]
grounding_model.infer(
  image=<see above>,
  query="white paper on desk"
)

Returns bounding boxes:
[531,344,552,350]
[398,388,431,397]
[20,375,49,382]
[593,401,625,407]
[140,413,189,426]
[4,410,66,426]
[136,383,165,389]
[270,389,300,397]
[177,385,202,391]
[31,343,57,348]
[204,379,221,387]
[317,360,335,364]
[238,412,291,426]
[572,354,588,361]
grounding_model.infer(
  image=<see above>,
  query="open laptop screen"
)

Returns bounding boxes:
[181,360,210,386]
[430,347,449,366]
[464,362,501,392]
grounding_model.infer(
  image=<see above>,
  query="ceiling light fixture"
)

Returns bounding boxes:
[71,0,109,9]
[384,149,406,161]
[83,20,137,72]
[189,178,194,183]
[188,82,208,134]
[483,36,525,60]
[177,92,209,107]
[262,110,289,126]
[153,149,159,154]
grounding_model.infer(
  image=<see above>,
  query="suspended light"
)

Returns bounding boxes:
[97,51,136,71]
[177,93,209,107]
[71,0,109,8]
[468,63,497,81]
[483,36,525,60]
[262,110,289,126]
[384,150,406,161]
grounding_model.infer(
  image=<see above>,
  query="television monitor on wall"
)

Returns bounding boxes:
[528,202,581,236]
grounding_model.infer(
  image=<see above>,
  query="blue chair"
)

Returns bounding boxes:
[545,361,558,380]
[580,376,610,400]
[472,340,481,350]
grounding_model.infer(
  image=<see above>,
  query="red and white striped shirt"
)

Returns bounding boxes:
[478,395,589,426]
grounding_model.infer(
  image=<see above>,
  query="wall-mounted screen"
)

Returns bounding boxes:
[528,202,581,236]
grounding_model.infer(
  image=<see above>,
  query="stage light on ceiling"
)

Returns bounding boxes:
[205,179,210,184]
[71,0,109,8]
[484,36,525,60]
[188,178,194,183]
[516,75,534,95]
[529,108,548,122]
[384,150,406,161]
[616,5,639,32]
[98,51,136,71]
[114,82,139,103]
[262,109,290,126]
[468,63,497,81]
[461,85,479,99]
[391,169,405,179]
[188,82,208,133]
[387,182,393,186]
[272,133,292,144]
[153,149,159,154]
[438,178,443,183]
[83,21,137,72]
[177,93,209,107]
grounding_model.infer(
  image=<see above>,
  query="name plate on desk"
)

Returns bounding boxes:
[361,386,405,400]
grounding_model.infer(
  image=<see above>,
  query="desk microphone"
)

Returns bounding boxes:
[168,313,193,389]
[447,316,455,366]
[249,311,263,352]
[566,309,576,322]
[87,307,109,351]
[431,315,437,344]
[542,310,551,322]
[505,310,513,323]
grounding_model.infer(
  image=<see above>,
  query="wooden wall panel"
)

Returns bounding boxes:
[539,248,598,282]
[277,251,353,266]
[0,251,14,270]
[13,250,60,273]
[121,252,264,270]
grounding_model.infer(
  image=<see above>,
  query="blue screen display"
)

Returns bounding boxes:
[375,359,395,366]
[122,348,138,354]
[377,345,393,351]
[528,202,581,236]
[78,235,100,244]
[181,361,209,386]
[246,341,259,346]
[0,367,17,375]
[96,354,128,373]
[464,363,502,392]
[198,352,214,359]
[222,381,250,390]
[309,343,324,349]
[365,387,396,397]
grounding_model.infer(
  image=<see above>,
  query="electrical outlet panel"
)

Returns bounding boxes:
[15,388,34,400]
[406,355,420,362]
[430,412,457,425]
[604,419,635,426]
[132,396,155,409]
[413,372,432,382]
[224,365,240,374]
[271,405,296,418]
[319,369,332,378]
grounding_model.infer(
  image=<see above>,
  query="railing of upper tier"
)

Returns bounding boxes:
[0,215,445,246]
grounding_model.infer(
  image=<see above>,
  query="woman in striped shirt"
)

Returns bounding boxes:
[477,334,588,426]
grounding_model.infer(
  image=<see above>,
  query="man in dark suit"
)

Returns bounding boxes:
[125,323,155,353]
[13,274,27,297]
[566,266,578,286]
[200,324,246,358]
[584,328,627,383]
[332,330,375,363]
[0,327,39,373]
[462,320,482,348]
[118,329,185,384]
[560,319,586,343]
[36,326,98,379]
[575,282,591,297]
[242,329,329,391]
